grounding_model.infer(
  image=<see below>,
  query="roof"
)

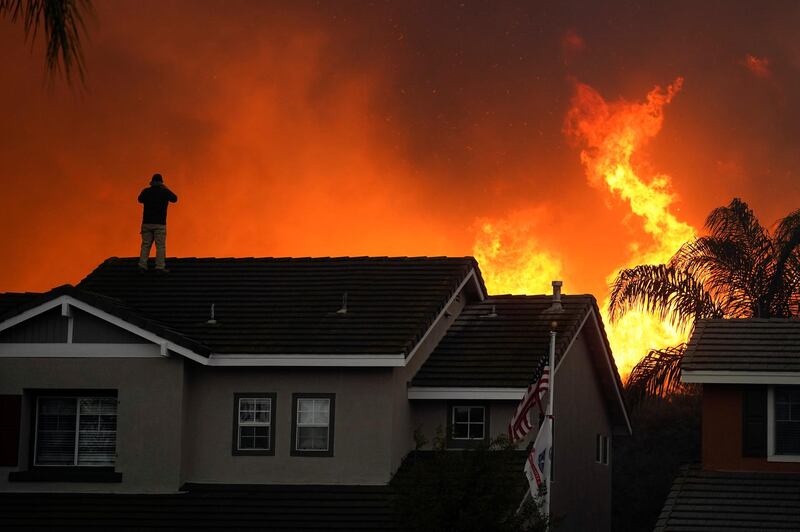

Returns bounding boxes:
[0,292,38,316]
[682,319,800,374]
[0,484,398,530]
[655,465,800,531]
[69,256,483,356]
[410,295,595,388]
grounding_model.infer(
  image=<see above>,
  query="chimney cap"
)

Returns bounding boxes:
[547,280,564,313]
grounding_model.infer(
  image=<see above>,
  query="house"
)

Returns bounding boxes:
[0,256,630,530]
[655,319,800,531]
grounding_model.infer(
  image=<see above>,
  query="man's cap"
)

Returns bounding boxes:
[151,173,163,184]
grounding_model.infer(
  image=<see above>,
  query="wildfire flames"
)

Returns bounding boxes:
[474,78,697,377]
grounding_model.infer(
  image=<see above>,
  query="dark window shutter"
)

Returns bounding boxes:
[0,395,22,466]
[742,386,767,457]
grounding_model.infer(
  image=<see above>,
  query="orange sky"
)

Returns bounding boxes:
[2,1,800,370]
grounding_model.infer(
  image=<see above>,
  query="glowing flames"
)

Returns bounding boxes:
[565,78,696,375]
[474,78,697,378]
[472,211,564,296]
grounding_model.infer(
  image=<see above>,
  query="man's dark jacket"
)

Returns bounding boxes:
[138,185,178,224]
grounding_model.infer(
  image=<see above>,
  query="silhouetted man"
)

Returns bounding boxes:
[138,173,177,272]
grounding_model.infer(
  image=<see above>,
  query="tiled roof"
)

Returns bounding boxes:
[0,484,398,530]
[654,465,800,531]
[74,256,483,356]
[0,292,39,317]
[682,319,800,373]
[411,295,595,388]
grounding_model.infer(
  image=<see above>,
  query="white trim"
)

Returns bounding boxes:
[208,353,405,367]
[682,371,800,384]
[404,269,484,366]
[407,387,526,400]
[588,310,633,435]
[767,384,800,462]
[0,343,164,357]
[0,298,63,334]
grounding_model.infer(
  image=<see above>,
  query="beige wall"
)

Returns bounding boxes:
[0,356,185,493]
[550,330,613,532]
[182,365,396,485]
[410,400,523,448]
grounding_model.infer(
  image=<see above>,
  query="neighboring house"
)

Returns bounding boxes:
[655,319,800,531]
[0,256,629,531]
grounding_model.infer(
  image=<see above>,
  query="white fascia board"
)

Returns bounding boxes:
[407,387,526,400]
[0,298,64,334]
[588,310,633,435]
[207,354,405,367]
[404,269,482,366]
[0,295,209,365]
[0,343,162,358]
[682,370,800,384]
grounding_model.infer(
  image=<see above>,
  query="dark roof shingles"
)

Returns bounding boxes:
[0,484,398,530]
[75,256,481,356]
[655,465,800,531]
[682,319,800,373]
[411,295,594,388]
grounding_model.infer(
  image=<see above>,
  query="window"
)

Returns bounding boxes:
[595,434,610,465]
[232,393,276,455]
[775,387,800,455]
[447,403,489,449]
[291,393,335,457]
[34,395,117,467]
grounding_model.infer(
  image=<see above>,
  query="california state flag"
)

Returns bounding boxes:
[524,418,552,498]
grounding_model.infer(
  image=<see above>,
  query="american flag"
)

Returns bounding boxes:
[508,357,550,442]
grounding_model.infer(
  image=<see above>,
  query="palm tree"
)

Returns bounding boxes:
[610,198,800,402]
[0,0,93,83]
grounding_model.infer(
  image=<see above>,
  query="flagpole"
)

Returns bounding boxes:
[545,326,556,517]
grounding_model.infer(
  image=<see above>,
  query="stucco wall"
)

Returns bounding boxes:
[0,356,185,493]
[389,288,468,471]
[549,330,613,532]
[182,366,395,485]
[702,384,800,473]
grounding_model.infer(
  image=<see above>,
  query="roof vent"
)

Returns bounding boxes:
[336,293,348,315]
[484,304,498,318]
[206,303,218,325]
[547,281,563,313]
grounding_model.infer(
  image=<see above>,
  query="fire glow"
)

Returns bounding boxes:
[475,79,697,376]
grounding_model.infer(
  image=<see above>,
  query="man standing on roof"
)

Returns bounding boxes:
[138,173,178,273]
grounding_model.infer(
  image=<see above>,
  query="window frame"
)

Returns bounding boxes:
[290,393,335,457]
[28,389,118,470]
[767,385,800,462]
[595,434,610,465]
[232,393,276,456]
[446,402,490,449]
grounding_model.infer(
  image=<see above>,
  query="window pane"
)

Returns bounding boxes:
[36,398,77,465]
[78,398,117,466]
[468,423,484,440]
[239,426,271,450]
[470,407,484,423]
[777,403,790,420]
[776,421,800,454]
[298,426,329,450]
[452,423,469,439]
[453,407,468,424]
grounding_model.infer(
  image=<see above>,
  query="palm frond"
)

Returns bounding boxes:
[625,344,691,405]
[0,0,93,83]
[766,209,800,317]
[669,236,770,317]
[609,264,724,331]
